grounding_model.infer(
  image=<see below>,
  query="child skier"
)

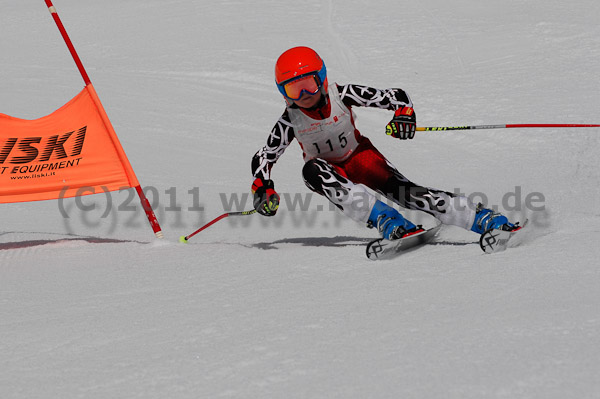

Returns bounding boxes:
[251,46,516,241]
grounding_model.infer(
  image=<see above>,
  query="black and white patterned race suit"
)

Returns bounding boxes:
[252,83,476,229]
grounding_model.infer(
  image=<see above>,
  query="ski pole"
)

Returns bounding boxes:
[417,123,600,131]
[179,209,257,243]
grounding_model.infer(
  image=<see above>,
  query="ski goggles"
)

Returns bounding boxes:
[277,74,322,101]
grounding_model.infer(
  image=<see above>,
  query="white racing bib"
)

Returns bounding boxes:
[288,84,359,163]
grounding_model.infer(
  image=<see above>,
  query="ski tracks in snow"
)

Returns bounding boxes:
[324,0,360,79]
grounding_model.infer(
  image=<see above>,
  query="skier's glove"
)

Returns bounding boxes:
[386,106,416,140]
[251,177,280,217]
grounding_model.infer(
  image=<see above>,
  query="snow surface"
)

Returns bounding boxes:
[2,0,600,398]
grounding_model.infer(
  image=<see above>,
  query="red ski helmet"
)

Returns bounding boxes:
[275,46,328,101]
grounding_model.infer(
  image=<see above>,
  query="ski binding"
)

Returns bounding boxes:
[366,224,441,260]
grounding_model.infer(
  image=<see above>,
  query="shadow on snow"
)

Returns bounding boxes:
[250,236,477,250]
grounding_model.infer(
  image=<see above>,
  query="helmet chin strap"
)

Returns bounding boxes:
[306,91,328,111]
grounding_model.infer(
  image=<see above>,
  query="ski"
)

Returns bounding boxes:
[479,220,528,254]
[366,224,441,260]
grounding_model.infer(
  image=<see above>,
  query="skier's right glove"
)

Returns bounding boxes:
[251,177,280,217]
[386,106,416,140]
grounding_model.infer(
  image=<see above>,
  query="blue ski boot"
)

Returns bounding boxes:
[471,204,516,234]
[367,201,421,240]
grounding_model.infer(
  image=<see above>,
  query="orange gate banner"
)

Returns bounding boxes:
[0,84,140,203]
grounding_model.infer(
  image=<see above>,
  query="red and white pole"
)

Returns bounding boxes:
[44,0,163,238]
[44,0,91,86]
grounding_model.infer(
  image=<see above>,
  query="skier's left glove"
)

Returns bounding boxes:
[251,177,280,217]
[386,106,416,139]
